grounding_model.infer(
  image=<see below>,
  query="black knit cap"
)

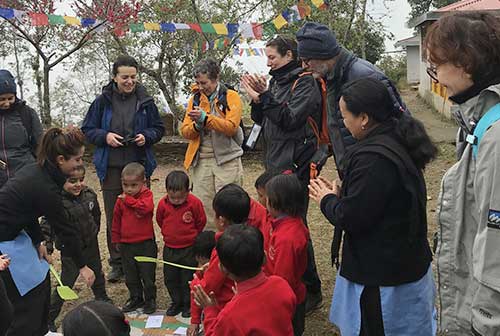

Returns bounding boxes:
[0,70,16,96]
[296,22,341,60]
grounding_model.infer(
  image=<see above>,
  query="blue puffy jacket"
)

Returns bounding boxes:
[82,82,164,180]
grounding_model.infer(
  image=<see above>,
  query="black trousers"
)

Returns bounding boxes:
[359,286,385,336]
[299,179,322,295]
[0,276,14,336]
[101,167,124,269]
[48,237,107,323]
[163,245,197,309]
[292,301,306,336]
[0,271,50,336]
[120,239,157,301]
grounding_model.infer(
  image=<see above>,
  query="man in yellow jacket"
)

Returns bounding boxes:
[181,58,244,229]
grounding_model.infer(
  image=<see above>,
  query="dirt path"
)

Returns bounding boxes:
[53,89,458,335]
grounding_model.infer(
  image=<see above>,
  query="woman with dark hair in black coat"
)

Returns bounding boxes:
[309,78,438,336]
[0,127,96,335]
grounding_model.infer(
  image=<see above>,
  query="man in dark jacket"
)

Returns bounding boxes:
[0,69,43,188]
[82,55,164,282]
[296,22,407,177]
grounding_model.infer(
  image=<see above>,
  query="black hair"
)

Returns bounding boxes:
[112,55,139,76]
[69,165,85,176]
[62,301,130,336]
[193,230,216,260]
[216,224,264,279]
[121,162,145,179]
[165,170,190,192]
[212,183,251,224]
[193,58,220,81]
[266,35,298,61]
[255,169,280,190]
[266,174,305,217]
[340,78,437,169]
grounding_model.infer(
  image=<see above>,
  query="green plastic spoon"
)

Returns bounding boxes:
[49,265,79,300]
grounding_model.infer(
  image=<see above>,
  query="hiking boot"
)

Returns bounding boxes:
[107,267,124,283]
[305,291,323,316]
[122,297,144,313]
[166,303,182,316]
[181,308,191,318]
[48,321,57,333]
[143,299,157,314]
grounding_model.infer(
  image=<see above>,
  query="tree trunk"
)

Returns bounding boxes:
[42,61,52,128]
[359,0,368,60]
[13,39,24,100]
[342,0,358,45]
[32,55,44,117]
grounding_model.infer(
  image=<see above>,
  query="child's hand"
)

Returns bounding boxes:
[0,254,10,271]
[117,193,126,200]
[193,285,217,308]
[79,265,96,287]
[38,244,52,264]
[187,323,200,336]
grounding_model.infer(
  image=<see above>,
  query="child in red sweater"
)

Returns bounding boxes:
[264,174,309,336]
[156,170,206,317]
[193,224,297,336]
[112,162,157,314]
[193,184,251,334]
[188,231,216,336]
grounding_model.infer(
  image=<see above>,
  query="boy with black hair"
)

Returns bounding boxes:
[112,162,157,314]
[156,170,206,318]
[254,169,280,207]
[41,165,111,332]
[188,231,216,336]
[265,174,309,336]
[193,224,296,335]
[192,184,251,334]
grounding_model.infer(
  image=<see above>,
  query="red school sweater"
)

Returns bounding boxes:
[156,193,206,248]
[198,232,236,331]
[204,272,297,336]
[248,198,267,231]
[263,215,309,304]
[111,187,155,244]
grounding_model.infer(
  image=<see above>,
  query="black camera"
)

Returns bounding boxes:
[120,135,136,146]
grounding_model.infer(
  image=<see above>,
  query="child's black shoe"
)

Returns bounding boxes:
[166,303,181,316]
[143,299,156,314]
[122,297,144,312]
[48,321,57,333]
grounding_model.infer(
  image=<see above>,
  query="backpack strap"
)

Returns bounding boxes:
[18,106,35,153]
[466,103,500,158]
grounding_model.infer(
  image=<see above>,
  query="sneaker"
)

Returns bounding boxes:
[95,294,113,305]
[48,321,57,333]
[143,299,157,314]
[166,303,182,316]
[181,308,191,318]
[305,291,323,316]
[122,297,145,313]
[107,267,124,283]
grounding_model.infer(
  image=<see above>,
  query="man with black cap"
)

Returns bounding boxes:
[0,69,43,188]
[296,22,407,176]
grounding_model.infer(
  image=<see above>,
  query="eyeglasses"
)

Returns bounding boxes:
[426,63,439,83]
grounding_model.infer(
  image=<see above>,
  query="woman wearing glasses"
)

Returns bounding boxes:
[425,12,500,336]
[241,35,324,334]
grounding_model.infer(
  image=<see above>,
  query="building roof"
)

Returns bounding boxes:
[409,0,500,27]
[395,35,420,48]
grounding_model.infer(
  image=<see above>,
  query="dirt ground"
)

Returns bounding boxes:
[52,88,458,335]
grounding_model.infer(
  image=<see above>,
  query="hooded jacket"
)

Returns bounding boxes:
[0,99,42,188]
[81,82,165,180]
[436,81,500,336]
[250,61,322,180]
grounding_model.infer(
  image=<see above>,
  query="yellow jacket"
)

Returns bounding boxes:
[181,84,243,169]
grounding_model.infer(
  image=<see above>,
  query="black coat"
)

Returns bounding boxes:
[0,162,85,268]
[326,48,408,177]
[251,61,322,179]
[320,124,432,286]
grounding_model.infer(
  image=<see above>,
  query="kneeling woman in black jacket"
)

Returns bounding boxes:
[309,78,438,336]
[0,127,95,335]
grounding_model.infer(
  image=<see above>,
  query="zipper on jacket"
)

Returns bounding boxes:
[1,115,11,178]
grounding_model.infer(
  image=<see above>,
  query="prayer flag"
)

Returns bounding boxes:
[200,23,216,33]
[0,8,14,19]
[48,14,65,25]
[64,16,81,26]
[212,23,228,35]
[29,13,48,26]
[129,23,145,32]
[273,14,287,30]
[144,22,160,31]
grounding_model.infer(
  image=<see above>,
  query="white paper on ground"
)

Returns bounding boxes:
[173,326,188,335]
[145,315,164,328]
